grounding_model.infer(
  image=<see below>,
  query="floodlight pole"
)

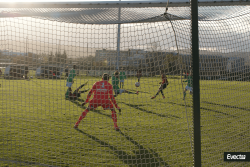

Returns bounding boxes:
[116,24,120,70]
[116,0,121,71]
[26,36,28,61]
[191,0,201,166]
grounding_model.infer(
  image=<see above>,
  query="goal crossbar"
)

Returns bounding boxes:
[0,0,249,8]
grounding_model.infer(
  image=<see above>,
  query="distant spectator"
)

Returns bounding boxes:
[65,66,69,77]
[56,69,60,78]
[136,70,142,82]
[0,69,2,77]
[24,66,29,79]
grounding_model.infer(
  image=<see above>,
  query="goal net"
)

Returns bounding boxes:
[0,1,249,166]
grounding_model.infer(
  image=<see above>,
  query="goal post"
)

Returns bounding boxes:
[0,1,250,167]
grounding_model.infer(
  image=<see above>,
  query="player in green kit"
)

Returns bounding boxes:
[112,71,139,97]
[183,69,193,100]
[66,65,77,88]
[65,81,89,100]
[119,70,126,88]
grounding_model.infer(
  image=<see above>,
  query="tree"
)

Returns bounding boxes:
[62,50,67,64]
[150,42,161,52]
[28,52,33,63]
[55,51,60,64]
[148,42,162,76]
[54,50,68,65]
[39,52,48,63]
[48,52,53,62]
[164,53,185,75]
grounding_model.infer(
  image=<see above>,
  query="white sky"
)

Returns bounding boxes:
[1,0,171,1]
[2,0,245,2]
[1,0,249,56]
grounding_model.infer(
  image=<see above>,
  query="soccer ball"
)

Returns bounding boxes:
[30,76,33,79]
[135,82,140,87]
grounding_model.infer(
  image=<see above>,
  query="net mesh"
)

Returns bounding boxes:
[198,6,250,166]
[0,5,249,167]
[0,8,171,24]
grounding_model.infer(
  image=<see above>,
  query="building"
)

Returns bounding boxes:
[95,48,249,79]
[180,51,248,80]
[95,49,148,69]
[226,57,245,73]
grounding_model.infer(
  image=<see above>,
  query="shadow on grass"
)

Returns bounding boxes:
[164,101,238,118]
[146,83,162,87]
[69,98,111,118]
[203,101,250,112]
[121,102,180,119]
[119,131,170,167]
[125,89,149,94]
[75,129,169,167]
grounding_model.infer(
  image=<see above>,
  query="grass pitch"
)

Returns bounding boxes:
[0,75,249,167]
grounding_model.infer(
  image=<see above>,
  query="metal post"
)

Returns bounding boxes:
[26,36,28,63]
[117,24,120,70]
[191,0,201,166]
[116,0,121,70]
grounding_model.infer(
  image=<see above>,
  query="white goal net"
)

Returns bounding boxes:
[0,1,249,167]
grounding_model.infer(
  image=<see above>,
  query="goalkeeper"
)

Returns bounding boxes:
[112,71,138,97]
[65,81,89,100]
[183,70,193,100]
[74,73,121,131]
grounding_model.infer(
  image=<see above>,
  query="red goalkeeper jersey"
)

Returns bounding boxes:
[85,80,118,108]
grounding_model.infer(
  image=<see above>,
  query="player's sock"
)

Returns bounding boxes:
[160,90,165,98]
[79,84,86,89]
[74,109,89,126]
[111,111,118,128]
[183,92,186,99]
[79,90,88,94]
[127,91,136,94]
[160,90,164,96]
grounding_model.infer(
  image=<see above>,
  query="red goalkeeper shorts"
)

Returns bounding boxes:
[89,99,114,110]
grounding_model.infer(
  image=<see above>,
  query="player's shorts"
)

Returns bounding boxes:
[89,99,114,110]
[114,89,125,95]
[73,91,81,98]
[120,80,124,83]
[159,83,168,90]
[185,85,193,92]
[66,82,73,88]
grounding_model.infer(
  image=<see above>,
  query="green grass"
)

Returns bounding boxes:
[0,76,249,167]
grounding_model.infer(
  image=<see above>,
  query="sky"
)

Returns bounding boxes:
[2,0,134,2]
[0,0,249,57]
[2,0,245,2]
[1,0,163,1]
